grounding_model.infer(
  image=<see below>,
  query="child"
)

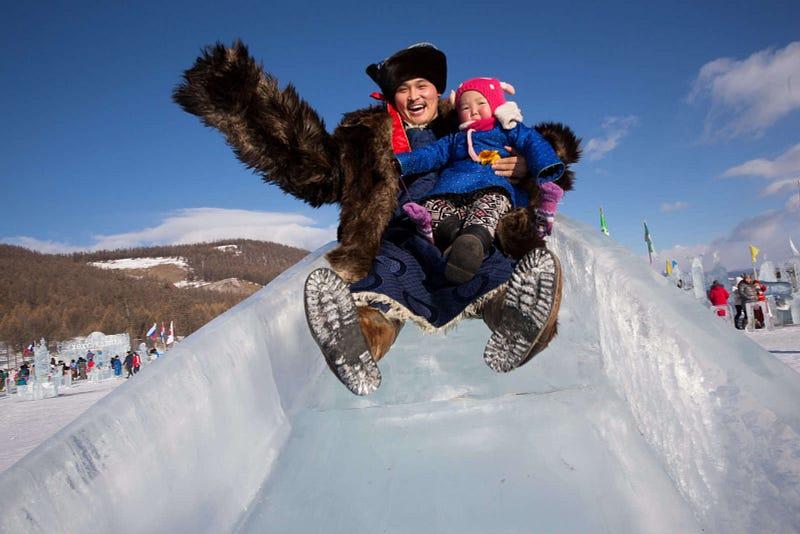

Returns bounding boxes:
[396,77,565,284]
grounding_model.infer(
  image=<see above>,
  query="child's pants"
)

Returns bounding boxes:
[424,190,512,238]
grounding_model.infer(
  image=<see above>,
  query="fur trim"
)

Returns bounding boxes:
[494,101,523,129]
[534,122,581,192]
[352,283,506,334]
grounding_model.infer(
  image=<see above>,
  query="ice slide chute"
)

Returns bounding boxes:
[1,217,799,533]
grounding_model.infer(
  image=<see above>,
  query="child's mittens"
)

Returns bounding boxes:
[534,182,564,238]
[402,202,434,243]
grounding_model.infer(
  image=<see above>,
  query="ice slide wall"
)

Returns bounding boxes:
[1,217,799,533]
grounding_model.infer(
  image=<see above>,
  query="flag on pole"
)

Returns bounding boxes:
[166,321,175,345]
[160,322,166,342]
[599,207,610,236]
[643,221,655,264]
[749,245,760,264]
[665,259,672,276]
[146,323,157,339]
[790,237,799,257]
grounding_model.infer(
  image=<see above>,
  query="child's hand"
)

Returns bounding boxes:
[492,146,528,178]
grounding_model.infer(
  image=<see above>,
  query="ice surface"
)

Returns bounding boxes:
[1,217,800,533]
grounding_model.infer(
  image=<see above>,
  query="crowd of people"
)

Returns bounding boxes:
[1,348,157,392]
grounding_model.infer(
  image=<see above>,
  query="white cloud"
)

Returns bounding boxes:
[584,116,638,161]
[3,208,337,253]
[655,201,800,270]
[688,41,800,138]
[721,142,800,198]
[660,201,689,213]
[4,237,84,255]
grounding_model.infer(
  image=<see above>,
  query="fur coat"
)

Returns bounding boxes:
[173,41,581,282]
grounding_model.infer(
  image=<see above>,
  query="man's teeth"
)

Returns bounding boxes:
[408,104,425,111]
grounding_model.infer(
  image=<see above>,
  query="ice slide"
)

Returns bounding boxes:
[1,217,800,534]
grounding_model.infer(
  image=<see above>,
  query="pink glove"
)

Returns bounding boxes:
[402,202,434,243]
[535,182,564,238]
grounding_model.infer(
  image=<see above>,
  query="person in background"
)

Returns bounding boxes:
[707,280,730,317]
[124,351,134,378]
[738,273,766,329]
[132,352,141,374]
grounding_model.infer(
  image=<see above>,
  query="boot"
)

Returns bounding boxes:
[483,248,563,373]
[433,214,463,252]
[482,286,559,359]
[304,268,381,396]
[445,224,493,285]
[357,306,403,362]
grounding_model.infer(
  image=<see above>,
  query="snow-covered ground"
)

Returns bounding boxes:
[89,256,188,270]
[747,324,800,373]
[0,378,124,473]
[0,217,799,533]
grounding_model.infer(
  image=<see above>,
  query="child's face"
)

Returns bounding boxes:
[458,90,492,124]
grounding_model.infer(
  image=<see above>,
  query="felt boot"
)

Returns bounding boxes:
[445,224,493,285]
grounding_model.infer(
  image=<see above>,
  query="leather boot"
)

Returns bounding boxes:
[357,307,403,362]
[483,287,560,358]
[483,248,563,372]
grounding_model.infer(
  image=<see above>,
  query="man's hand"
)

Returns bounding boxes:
[492,146,528,178]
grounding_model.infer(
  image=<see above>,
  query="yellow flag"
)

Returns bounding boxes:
[749,245,760,263]
[665,259,672,276]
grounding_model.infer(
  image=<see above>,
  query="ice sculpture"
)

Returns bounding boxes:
[691,256,705,299]
[759,260,777,282]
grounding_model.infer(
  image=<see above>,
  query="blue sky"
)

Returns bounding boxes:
[2,0,798,271]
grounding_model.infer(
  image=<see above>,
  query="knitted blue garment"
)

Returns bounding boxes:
[396,124,564,207]
[349,126,516,329]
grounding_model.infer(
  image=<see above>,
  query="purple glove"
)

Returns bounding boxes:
[402,202,434,243]
[535,182,564,238]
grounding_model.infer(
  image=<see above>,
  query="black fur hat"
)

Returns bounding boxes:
[366,43,447,97]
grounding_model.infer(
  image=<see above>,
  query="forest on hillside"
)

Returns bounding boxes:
[0,240,308,349]
[73,239,308,286]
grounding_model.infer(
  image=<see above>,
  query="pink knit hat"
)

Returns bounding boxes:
[451,77,520,131]
[455,77,510,113]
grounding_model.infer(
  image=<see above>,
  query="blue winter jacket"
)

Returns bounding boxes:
[396,123,564,207]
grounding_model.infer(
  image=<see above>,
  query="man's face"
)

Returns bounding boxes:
[393,78,439,126]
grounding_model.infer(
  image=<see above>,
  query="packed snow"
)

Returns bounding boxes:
[1,216,799,534]
[0,379,124,473]
[89,256,188,270]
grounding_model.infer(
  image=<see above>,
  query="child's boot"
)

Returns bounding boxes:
[445,224,493,285]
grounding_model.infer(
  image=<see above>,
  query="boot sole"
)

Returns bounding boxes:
[304,268,381,396]
[445,234,484,285]
[483,249,563,373]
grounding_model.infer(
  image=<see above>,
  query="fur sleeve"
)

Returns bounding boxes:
[173,41,340,206]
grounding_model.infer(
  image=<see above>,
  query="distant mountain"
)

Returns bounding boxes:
[0,240,309,349]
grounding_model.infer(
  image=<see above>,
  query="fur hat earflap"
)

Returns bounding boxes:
[366,43,447,97]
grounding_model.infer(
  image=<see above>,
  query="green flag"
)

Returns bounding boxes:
[599,207,610,236]
[643,221,655,264]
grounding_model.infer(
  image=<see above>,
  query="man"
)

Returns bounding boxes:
[174,42,579,395]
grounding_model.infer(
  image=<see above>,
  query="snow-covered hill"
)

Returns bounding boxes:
[1,217,799,533]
